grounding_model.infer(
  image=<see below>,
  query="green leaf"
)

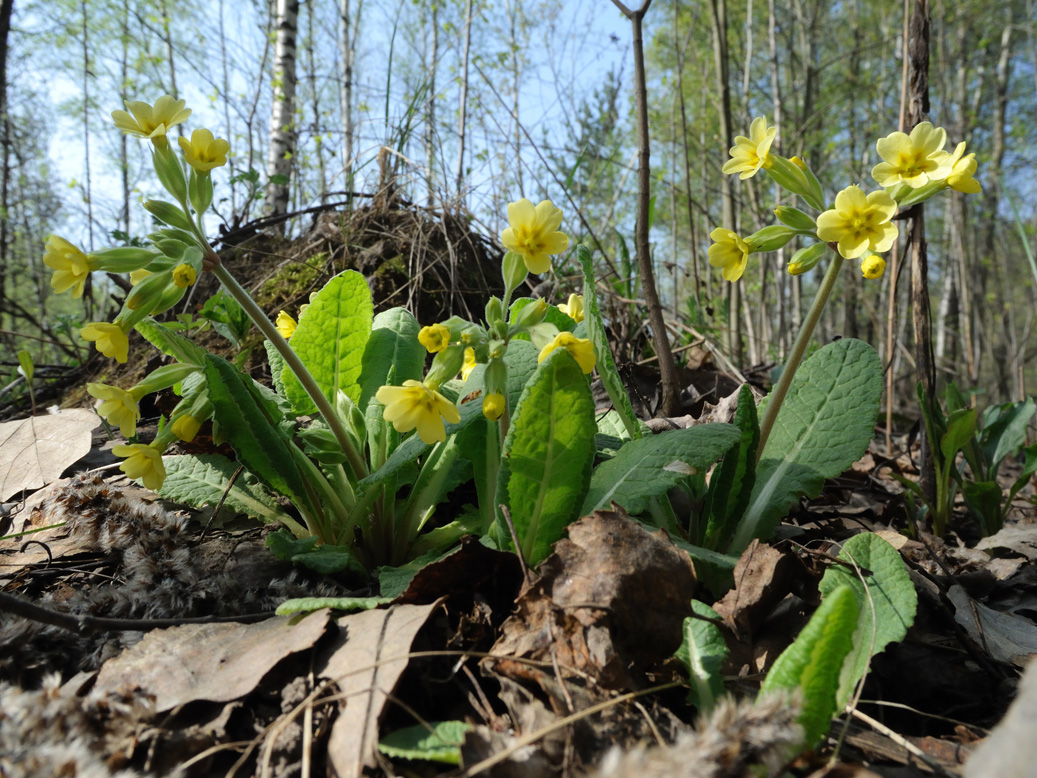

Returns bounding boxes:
[358,307,424,409]
[962,480,1004,536]
[581,424,741,516]
[267,528,318,560]
[498,349,597,566]
[703,384,759,550]
[980,398,1035,476]
[16,350,33,384]
[578,244,642,439]
[282,270,373,414]
[817,533,917,710]
[160,454,299,529]
[675,600,729,712]
[941,408,976,467]
[204,355,312,511]
[760,584,858,748]
[731,339,882,553]
[135,316,207,365]
[265,340,289,397]
[276,596,391,616]
[379,721,472,765]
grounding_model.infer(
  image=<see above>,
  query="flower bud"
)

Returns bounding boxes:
[484,296,505,329]
[860,254,886,280]
[786,242,828,275]
[501,250,528,293]
[172,263,197,289]
[511,298,548,330]
[90,246,162,274]
[425,345,466,388]
[143,199,195,232]
[482,392,506,421]
[152,143,188,202]
[745,225,797,253]
[773,206,818,233]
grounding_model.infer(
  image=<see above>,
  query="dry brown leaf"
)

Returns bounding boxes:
[712,540,796,641]
[948,584,1037,667]
[320,602,438,778]
[976,525,1037,561]
[0,409,99,501]
[93,610,330,711]
[488,506,696,691]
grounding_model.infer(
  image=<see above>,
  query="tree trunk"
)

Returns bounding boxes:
[612,0,682,416]
[455,0,473,199]
[424,0,438,206]
[0,0,13,315]
[265,0,300,227]
[338,0,361,196]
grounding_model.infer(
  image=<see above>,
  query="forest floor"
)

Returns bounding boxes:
[1,202,1035,778]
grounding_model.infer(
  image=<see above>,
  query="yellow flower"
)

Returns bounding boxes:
[178,128,231,172]
[722,117,777,180]
[172,263,197,288]
[171,415,202,442]
[872,122,952,188]
[112,442,166,492]
[537,331,596,374]
[111,95,191,145]
[708,228,751,282]
[946,141,981,194]
[275,310,297,339]
[87,383,141,438]
[861,254,886,280]
[375,380,461,444]
[461,347,478,381]
[482,392,506,421]
[43,235,94,298]
[558,293,585,323]
[500,198,570,274]
[81,321,130,363]
[418,323,451,353]
[129,268,152,285]
[815,185,899,260]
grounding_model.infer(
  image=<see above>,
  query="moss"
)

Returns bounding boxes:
[254,253,329,312]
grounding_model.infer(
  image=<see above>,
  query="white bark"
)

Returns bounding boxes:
[265,0,300,224]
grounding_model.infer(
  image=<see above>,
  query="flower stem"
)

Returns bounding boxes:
[756,251,845,462]
[210,258,369,479]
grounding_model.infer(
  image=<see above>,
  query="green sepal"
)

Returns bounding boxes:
[143,199,195,232]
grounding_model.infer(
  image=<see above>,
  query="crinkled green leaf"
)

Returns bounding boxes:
[818,533,916,709]
[760,584,858,748]
[358,307,424,410]
[581,424,740,516]
[276,596,391,616]
[379,721,472,765]
[282,270,373,414]
[704,384,759,550]
[135,316,207,365]
[578,244,641,439]
[265,340,289,398]
[498,349,596,566]
[160,453,298,529]
[267,528,318,559]
[204,355,311,511]
[675,600,729,712]
[731,339,882,553]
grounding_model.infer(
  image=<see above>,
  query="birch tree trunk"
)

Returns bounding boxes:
[266,0,300,227]
[338,0,361,196]
[424,0,438,206]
